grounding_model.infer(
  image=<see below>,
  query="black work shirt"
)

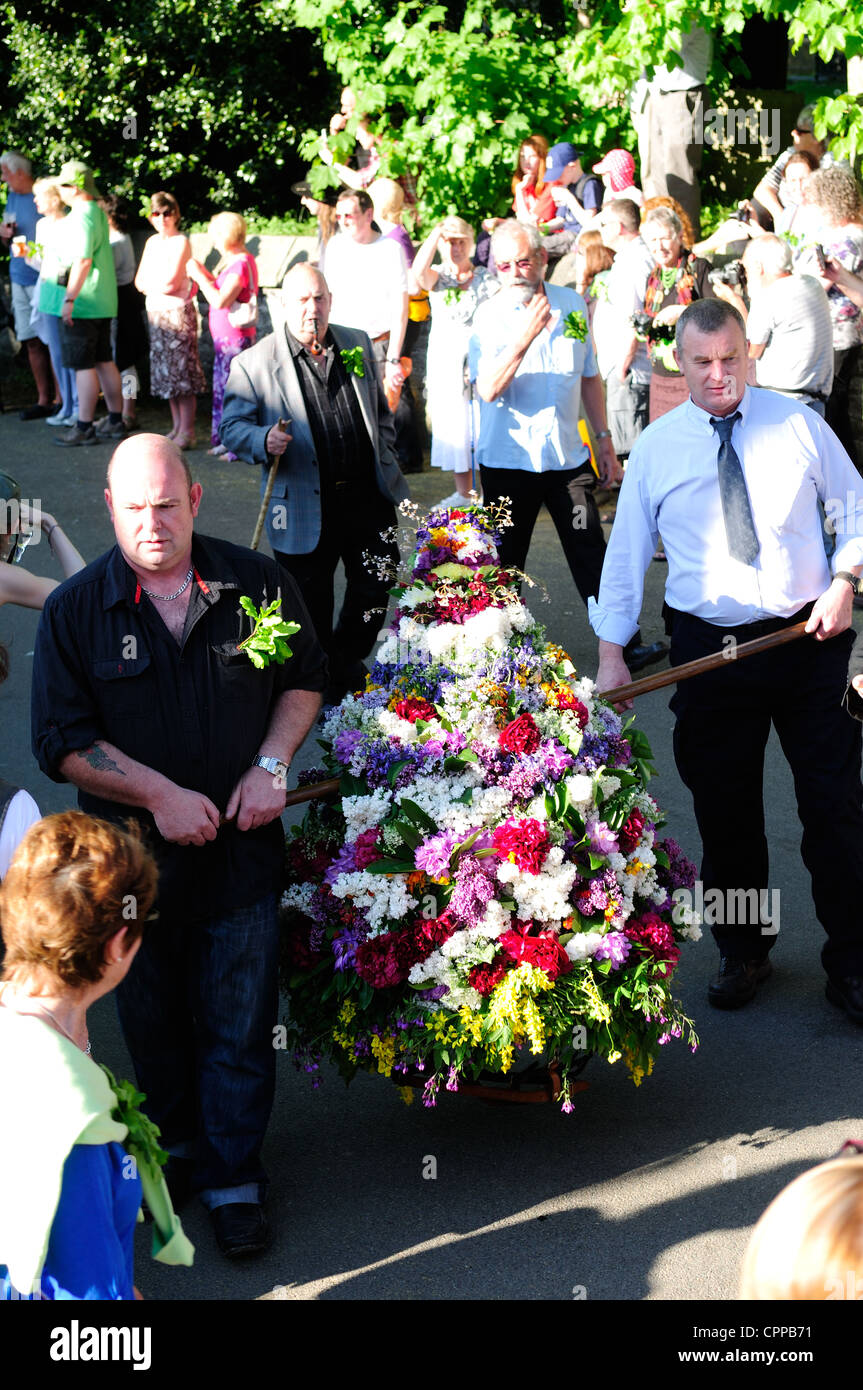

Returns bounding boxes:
[286,327,375,485]
[31,533,327,921]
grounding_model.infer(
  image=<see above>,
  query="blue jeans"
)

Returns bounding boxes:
[42,312,78,419]
[116,894,279,1204]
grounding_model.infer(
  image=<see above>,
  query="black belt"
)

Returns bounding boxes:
[664,602,815,640]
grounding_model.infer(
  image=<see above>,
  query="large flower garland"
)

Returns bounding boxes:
[282,504,700,1112]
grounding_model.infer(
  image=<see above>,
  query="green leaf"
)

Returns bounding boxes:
[363,858,416,874]
[398,798,438,833]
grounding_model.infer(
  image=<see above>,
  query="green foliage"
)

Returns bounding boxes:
[237,595,301,669]
[289,0,863,230]
[0,0,334,221]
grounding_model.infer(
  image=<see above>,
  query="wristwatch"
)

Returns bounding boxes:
[253,754,290,780]
[834,571,861,594]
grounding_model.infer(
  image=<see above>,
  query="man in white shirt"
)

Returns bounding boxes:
[591,297,863,1021]
[469,219,665,672]
[321,188,418,470]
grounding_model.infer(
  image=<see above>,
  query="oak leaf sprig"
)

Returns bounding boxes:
[563,309,588,342]
[340,345,365,377]
[237,595,301,668]
[101,1063,168,1176]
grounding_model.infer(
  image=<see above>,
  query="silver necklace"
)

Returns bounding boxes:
[141,567,194,602]
[0,987,91,1055]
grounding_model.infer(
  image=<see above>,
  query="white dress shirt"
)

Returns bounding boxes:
[589,385,863,646]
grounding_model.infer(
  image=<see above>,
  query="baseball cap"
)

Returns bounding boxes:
[593,149,636,192]
[55,160,101,198]
[545,142,582,183]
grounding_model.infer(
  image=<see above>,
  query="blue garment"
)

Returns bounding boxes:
[1,1141,140,1300]
[41,310,78,419]
[468,281,597,473]
[115,893,280,1200]
[3,191,38,286]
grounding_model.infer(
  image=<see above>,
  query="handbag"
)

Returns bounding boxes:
[228,290,258,328]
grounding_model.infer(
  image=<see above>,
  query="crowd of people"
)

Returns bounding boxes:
[4,73,863,1309]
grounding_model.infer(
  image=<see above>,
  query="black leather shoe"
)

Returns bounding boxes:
[708,955,772,1009]
[826,975,863,1025]
[624,641,669,674]
[210,1203,270,1258]
[19,403,57,420]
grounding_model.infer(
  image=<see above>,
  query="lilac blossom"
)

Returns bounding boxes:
[593,932,631,969]
[334,728,364,764]
[415,830,457,877]
[586,819,619,856]
[450,855,497,928]
[542,739,575,780]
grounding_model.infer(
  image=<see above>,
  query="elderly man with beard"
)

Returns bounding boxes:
[467,219,665,671]
[220,263,408,702]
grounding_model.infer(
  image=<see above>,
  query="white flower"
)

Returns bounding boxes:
[281,882,315,913]
[564,773,595,810]
[565,931,605,962]
[342,786,392,839]
[598,774,621,798]
[376,708,419,743]
[474,899,512,938]
[329,869,418,932]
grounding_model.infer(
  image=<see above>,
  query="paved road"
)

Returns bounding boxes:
[2,388,861,1308]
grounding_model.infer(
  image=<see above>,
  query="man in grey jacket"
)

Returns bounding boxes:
[220,263,409,701]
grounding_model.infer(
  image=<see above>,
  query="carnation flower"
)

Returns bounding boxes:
[492,817,551,875]
[499,712,541,755]
[619,807,647,854]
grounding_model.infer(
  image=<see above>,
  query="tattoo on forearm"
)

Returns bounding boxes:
[76,745,126,776]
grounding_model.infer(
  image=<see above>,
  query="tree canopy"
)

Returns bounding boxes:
[0,0,861,228]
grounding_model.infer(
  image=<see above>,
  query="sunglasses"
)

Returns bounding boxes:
[496,256,536,273]
[151,210,175,219]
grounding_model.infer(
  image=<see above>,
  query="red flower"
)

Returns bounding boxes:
[624,911,681,976]
[394,697,437,723]
[469,958,512,996]
[354,827,382,869]
[492,817,550,874]
[499,922,571,980]
[499,712,541,755]
[619,807,646,854]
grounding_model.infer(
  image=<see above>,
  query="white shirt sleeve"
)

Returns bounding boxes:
[587,439,658,646]
[0,791,41,881]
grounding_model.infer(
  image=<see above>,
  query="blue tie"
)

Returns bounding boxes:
[710,411,760,566]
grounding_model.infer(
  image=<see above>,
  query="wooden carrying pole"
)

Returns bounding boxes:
[250,417,290,552]
[283,620,811,809]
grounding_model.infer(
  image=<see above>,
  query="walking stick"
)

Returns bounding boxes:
[250,416,289,551]
[283,620,812,808]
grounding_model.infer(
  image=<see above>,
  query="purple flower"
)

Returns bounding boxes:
[500,755,544,801]
[445,1065,459,1092]
[415,830,457,877]
[324,842,357,885]
[592,931,631,969]
[542,739,575,779]
[450,855,497,929]
[334,728,364,764]
[573,868,621,919]
[585,818,619,856]
[332,926,364,971]
[419,738,446,760]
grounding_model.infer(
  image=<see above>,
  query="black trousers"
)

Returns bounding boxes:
[274,482,398,690]
[479,462,606,609]
[668,606,863,978]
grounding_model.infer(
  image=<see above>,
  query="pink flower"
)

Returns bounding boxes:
[492,817,550,875]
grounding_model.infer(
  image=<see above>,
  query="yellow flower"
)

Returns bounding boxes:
[370,1032,396,1077]
[398,1085,415,1106]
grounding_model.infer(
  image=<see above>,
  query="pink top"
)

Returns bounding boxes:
[208,252,259,345]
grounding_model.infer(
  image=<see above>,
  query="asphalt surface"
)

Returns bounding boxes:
[2,374,862,1315]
